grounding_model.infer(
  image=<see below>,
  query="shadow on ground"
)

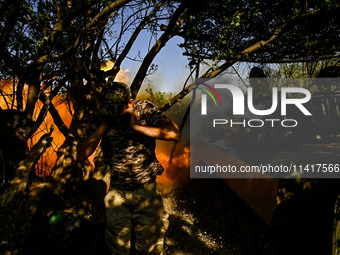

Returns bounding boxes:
[161,178,265,255]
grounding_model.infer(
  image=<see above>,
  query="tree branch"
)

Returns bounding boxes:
[47,97,75,143]
[130,3,187,98]
[159,85,190,112]
[50,0,101,45]
[0,1,25,76]
[92,28,105,62]
[204,4,340,78]
[106,2,163,78]
[160,4,340,110]
[29,0,133,70]
[87,0,134,31]
[0,0,24,47]
[1,126,54,205]
[25,65,44,121]
[29,75,69,137]
[16,77,26,112]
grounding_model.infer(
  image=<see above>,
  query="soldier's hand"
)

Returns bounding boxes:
[98,114,112,124]
[123,104,138,128]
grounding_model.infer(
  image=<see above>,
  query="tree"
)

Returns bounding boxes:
[0,1,189,252]
[0,0,185,193]
[159,0,340,111]
[1,0,340,252]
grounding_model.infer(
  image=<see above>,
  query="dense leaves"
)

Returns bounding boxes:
[181,0,340,64]
[1,0,340,254]
[1,0,339,202]
[0,1,189,221]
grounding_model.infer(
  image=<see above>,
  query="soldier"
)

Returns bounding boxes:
[249,66,269,92]
[77,81,181,255]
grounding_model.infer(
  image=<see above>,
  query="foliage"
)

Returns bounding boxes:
[0,2,189,235]
[137,84,189,125]
[0,0,184,185]
[137,85,173,107]
[252,57,340,91]
[181,0,340,65]
[0,0,339,204]
[267,57,340,79]
[1,0,340,253]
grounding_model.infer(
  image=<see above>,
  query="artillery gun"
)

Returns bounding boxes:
[190,67,340,254]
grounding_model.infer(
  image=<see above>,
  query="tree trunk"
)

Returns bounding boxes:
[1,127,53,205]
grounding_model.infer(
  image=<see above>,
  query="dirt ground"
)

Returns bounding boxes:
[161,177,340,255]
[1,176,339,254]
[160,178,266,255]
[0,177,266,255]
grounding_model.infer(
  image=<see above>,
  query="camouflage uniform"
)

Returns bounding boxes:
[83,93,169,254]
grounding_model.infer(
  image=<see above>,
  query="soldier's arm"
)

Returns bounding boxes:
[77,120,110,161]
[125,103,181,141]
[133,118,181,141]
